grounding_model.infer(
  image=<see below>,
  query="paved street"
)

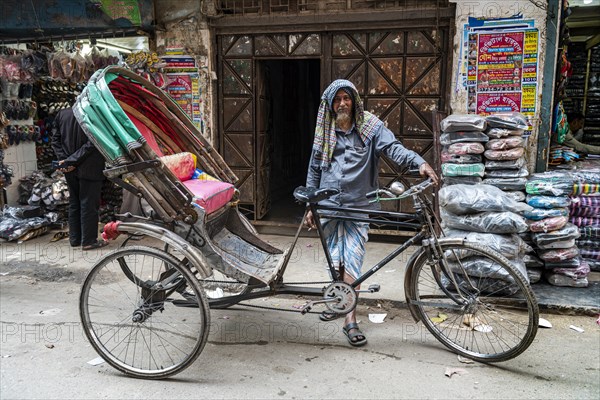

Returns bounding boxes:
[1,236,599,399]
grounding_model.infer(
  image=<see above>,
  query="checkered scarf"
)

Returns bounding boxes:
[312,79,381,169]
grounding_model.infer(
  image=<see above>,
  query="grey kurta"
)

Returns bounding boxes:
[306,122,426,211]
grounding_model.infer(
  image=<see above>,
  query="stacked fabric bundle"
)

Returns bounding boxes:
[440,115,487,186]
[525,172,589,287]
[569,165,600,273]
[439,184,532,289]
[482,113,530,203]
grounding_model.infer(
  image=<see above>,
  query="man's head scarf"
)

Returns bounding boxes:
[312,79,381,170]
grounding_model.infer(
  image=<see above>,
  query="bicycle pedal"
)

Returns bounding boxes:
[368,284,381,293]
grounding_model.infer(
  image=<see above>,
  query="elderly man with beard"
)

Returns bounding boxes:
[304,79,438,347]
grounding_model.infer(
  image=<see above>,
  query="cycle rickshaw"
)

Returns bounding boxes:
[75,67,538,379]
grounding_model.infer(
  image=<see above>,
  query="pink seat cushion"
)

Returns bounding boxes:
[183,179,235,215]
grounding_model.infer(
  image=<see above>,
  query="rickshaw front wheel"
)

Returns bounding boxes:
[79,246,210,379]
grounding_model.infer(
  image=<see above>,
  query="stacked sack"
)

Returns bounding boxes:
[439,184,532,292]
[569,165,600,273]
[440,115,487,186]
[525,172,589,287]
[482,113,530,203]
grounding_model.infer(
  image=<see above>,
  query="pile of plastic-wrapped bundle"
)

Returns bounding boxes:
[438,113,535,287]
[439,184,533,289]
[482,113,530,203]
[440,114,487,186]
[569,164,600,274]
[525,172,589,287]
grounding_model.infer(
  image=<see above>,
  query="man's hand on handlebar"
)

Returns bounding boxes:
[419,162,439,186]
[304,210,316,230]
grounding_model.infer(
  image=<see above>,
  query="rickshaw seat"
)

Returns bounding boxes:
[160,152,236,215]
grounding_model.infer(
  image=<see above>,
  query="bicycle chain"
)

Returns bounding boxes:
[200,279,332,286]
[233,302,322,314]
[201,279,333,314]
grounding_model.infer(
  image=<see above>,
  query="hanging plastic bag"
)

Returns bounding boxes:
[445,143,485,155]
[441,152,482,164]
[441,209,529,234]
[485,168,529,179]
[442,163,485,177]
[485,112,529,130]
[526,195,571,209]
[528,216,568,233]
[440,114,487,132]
[486,127,524,138]
[440,131,489,145]
[482,178,527,191]
[484,158,525,170]
[485,137,525,150]
[439,184,532,215]
[523,207,569,221]
[553,102,569,144]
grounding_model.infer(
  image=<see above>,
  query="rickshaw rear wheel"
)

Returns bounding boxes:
[80,246,210,379]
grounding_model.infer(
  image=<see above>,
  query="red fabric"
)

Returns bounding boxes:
[125,111,164,156]
[102,221,122,241]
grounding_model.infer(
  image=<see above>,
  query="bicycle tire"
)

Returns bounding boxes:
[408,241,538,362]
[79,245,210,379]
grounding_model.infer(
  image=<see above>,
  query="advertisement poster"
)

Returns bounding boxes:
[466,29,539,135]
[476,32,524,92]
[161,55,203,129]
[476,92,521,115]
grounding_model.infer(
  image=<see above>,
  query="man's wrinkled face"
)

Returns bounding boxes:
[333,89,353,125]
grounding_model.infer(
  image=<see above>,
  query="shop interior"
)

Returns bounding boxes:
[562,0,600,147]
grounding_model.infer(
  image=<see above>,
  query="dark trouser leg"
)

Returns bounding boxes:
[80,179,103,247]
[64,173,81,246]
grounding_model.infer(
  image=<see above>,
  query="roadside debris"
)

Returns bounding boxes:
[368,313,387,323]
[538,318,553,328]
[445,367,469,378]
[87,357,105,366]
[569,325,585,333]
[457,355,475,364]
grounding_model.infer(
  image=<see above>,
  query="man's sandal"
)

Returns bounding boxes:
[82,240,109,251]
[319,310,341,322]
[343,322,367,347]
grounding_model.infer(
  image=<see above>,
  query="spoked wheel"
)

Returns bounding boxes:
[79,245,210,379]
[409,241,538,362]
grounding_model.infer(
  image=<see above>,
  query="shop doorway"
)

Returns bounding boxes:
[259,59,321,224]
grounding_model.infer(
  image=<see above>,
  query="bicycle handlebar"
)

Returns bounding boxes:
[367,178,434,201]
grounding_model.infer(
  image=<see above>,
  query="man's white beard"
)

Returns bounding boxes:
[336,110,352,126]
